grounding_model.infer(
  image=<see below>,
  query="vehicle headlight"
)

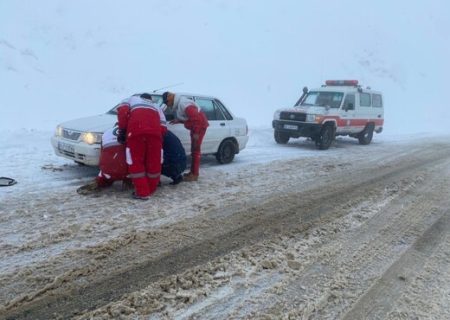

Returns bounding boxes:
[306,114,323,123]
[306,114,316,122]
[273,110,281,120]
[81,132,102,145]
[55,125,63,137]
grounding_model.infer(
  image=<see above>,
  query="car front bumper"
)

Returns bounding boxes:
[272,120,321,137]
[51,136,101,166]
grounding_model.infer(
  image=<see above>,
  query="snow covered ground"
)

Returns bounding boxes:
[0,127,436,201]
[1,128,450,319]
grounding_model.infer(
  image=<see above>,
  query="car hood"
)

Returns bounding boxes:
[59,114,116,133]
[279,106,328,114]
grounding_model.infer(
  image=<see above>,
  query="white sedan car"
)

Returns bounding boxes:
[51,93,249,166]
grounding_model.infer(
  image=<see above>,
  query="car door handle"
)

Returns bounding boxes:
[220,123,225,126]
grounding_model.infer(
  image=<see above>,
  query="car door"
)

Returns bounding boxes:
[356,92,373,132]
[194,97,231,154]
[340,93,356,134]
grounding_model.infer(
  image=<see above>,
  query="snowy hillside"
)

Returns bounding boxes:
[1,0,450,133]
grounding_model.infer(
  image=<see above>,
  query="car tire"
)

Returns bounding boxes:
[316,124,335,150]
[216,139,236,164]
[274,130,290,144]
[358,124,374,145]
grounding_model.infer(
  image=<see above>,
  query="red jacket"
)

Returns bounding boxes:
[173,96,209,130]
[98,127,127,181]
[117,95,167,138]
[184,105,209,130]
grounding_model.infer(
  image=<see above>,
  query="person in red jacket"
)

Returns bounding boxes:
[162,92,209,182]
[117,93,167,200]
[77,126,187,195]
[77,126,130,195]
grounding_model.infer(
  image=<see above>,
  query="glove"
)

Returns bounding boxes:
[117,129,127,144]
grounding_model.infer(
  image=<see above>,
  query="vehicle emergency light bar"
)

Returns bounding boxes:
[325,80,359,86]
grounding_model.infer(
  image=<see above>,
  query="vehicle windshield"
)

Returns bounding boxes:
[297,91,344,108]
[106,94,163,115]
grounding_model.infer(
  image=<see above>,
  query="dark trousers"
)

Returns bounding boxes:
[162,162,186,180]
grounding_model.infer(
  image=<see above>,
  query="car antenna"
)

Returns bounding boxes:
[152,82,184,93]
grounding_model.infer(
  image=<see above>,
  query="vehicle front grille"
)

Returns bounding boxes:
[59,150,75,158]
[58,149,86,160]
[63,129,81,140]
[280,112,306,122]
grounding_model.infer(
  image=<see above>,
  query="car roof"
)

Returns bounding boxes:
[310,86,382,95]
[150,91,218,100]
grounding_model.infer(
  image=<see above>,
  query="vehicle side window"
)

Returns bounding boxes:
[360,93,372,107]
[164,109,175,121]
[372,94,383,108]
[214,99,233,120]
[343,94,355,110]
[195,98,224,121]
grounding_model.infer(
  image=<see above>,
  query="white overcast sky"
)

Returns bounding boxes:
[1,0,449,133]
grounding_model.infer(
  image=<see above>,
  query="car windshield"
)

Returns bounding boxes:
[106,94,163,115]
[297,91,344,108]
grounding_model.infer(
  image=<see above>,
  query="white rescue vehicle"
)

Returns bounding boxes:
[272,80,384,149]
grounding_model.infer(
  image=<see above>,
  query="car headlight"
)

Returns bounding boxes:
[81,132,102,145]
[306,114,324,123]
[306,114,316,122]
[273,110,281,120]
[55,125,63,137]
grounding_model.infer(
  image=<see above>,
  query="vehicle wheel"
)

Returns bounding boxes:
[358,124,374,145]
[316,124,335,150]
[216,139,236,164]
[274,130,290,144]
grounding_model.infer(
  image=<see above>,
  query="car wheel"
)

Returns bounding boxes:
[358,124,374,145]
[274,130,290,144]
[216,139,236,164]
[316,124,335,150]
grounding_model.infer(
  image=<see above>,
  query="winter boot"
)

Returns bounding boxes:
[77,180,100,195]
[183,172,198,182]
[170,174,183,185]
[132,192,150,201]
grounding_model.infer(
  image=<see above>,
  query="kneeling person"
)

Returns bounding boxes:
[162,130,187,185]
[77,129,186,194]
[77,126,129,194]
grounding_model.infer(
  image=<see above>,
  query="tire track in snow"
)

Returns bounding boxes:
[2,145,449,320]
